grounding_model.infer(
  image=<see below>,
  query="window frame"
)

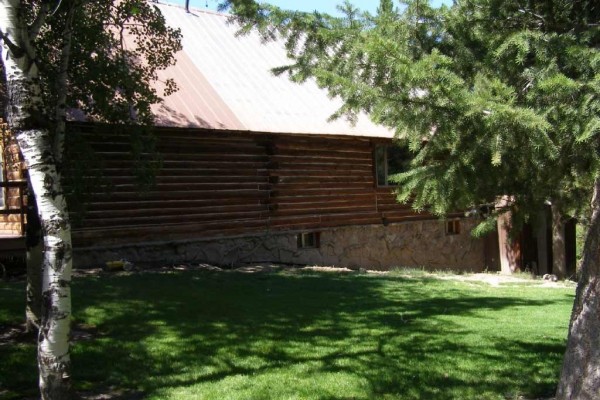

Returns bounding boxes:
[445,219,461,235]
[297,232,320,249]
[374,144,412,188]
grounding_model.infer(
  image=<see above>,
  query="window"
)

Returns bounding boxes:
[297,232,320,249]
[446,219,461,235]
[374,145,412,186]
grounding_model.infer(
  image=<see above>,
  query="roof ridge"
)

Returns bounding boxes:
[149,0,230,17]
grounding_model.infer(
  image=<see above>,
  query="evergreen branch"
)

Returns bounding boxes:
[380,95,455,114]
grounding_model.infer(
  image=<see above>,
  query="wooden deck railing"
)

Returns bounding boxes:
[0,180,27,236]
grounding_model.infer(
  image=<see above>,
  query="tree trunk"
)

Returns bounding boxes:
[1,2,73,398]
[555,177,600,399]
[16,129,74,400]
[551,202,567,279]
[24,0,75,335]
[25,243,43,332]
[25,190,43,333]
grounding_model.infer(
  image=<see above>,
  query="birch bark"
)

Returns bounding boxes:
[0,1,73,398]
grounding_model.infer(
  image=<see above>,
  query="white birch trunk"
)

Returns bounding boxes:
[25,182,43,332]
[25,240,43,332]
[0,1,73,398]
[17,129,73,400]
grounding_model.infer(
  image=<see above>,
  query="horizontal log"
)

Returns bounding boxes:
[101,182,271,192]
[80,133,257,143]
[157,137,260,146]
[267,213,383,231]
[376,189,400,198]
[271,137,371,152]
[319,216,383,228]
[320,211,381,222]
[272,136,370,146]
[97,160,269,170]
[272,182,374,191]
[382,214,438,224]
[79,211,268,228]
[273,176,374,185]
[93,152,269,163]
[72,220,269,246]
[85,198,268,212]
[106,175,270,185]
[272,204,376,217]
[380,208,426,218]
[93,168,270,177]
[269,169,372,178]
[270,162,372,172]
[85,141,265,154]
[268,193,375,205]
[272,148,372,160]
[82,203,268,219]
[87,189,269,201]
[268,215,321,228]
[271,188,374,198]
[70,125,246,138]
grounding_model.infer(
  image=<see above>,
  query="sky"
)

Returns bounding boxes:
[168,0,452,15]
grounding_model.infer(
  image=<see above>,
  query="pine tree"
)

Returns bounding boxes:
[229,0,599,397]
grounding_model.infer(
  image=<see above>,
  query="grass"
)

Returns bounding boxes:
[0,268,575,400]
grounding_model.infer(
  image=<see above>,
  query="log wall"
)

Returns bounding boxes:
[68,124,432,248]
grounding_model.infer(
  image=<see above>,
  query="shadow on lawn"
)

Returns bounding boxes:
[1,271,572,399]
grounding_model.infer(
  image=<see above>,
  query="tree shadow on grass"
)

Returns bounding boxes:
[1,270,574,399]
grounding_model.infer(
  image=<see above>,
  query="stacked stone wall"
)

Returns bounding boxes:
[74,218,486,272]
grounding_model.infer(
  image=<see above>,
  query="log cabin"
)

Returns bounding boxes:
[65,2,489,271]
[0,1,576,274]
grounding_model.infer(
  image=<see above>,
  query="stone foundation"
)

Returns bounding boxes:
[74,219,486,272]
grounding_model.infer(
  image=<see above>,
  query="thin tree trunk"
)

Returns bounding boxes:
[25,244,43,332]
[1,2,73,398]
[17,129,74,400]
[25,188,43,333]
[555,177,600,399]
[551,202,567,279]
[25,0,76,335]
[53,0,77,163]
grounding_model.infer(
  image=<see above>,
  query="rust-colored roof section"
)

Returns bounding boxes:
[153,1,394,138]
[153,49,245,130]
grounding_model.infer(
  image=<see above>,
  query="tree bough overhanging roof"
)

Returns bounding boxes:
[148,1,393,138]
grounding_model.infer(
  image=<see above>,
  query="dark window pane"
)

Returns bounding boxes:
[375,144,412,187]
[375,146,387,186]
[386,145,411,184]
[297,232,320,249]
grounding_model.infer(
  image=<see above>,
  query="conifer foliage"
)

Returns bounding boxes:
[230,0,599,397]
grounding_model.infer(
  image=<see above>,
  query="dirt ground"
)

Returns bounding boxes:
[71,262,578,288]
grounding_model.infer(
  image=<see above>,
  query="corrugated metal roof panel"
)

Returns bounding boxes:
[152,2,394,138]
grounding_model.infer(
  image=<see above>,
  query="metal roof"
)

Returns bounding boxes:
[150,1,393,138]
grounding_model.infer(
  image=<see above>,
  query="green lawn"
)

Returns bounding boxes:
[0,268,575,400]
